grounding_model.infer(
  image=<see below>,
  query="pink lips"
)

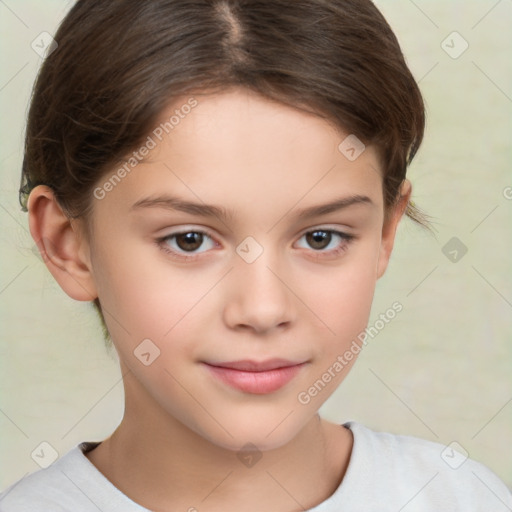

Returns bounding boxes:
[203,359,307,394]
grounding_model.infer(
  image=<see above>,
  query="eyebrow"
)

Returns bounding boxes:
[130,194,374,222]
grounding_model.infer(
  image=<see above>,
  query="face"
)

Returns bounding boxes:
[82,88,401,451]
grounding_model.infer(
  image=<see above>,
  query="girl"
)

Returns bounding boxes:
[1,1,510,510]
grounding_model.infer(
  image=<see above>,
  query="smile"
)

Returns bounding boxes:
[202,359,308,394]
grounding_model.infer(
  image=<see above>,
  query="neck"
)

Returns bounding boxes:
[85,363,353,512]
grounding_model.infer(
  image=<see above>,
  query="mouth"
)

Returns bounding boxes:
[202,359,308,394]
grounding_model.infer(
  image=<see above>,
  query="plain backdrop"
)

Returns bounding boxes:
[1,0,511,491]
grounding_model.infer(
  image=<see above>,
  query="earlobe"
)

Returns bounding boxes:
[27,185,98,301]
[376,180,412,279]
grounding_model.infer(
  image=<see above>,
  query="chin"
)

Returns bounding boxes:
[191,412,312,453]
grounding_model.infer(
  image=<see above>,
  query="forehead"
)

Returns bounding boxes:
[156,87,366,166]
[92,88,383,224]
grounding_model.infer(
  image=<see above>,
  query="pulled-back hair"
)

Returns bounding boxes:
[20,0,431,343]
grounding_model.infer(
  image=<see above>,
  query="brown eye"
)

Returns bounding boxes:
[295,228,355,258]
[157,229,217,260]
[305,230,332,250]
[175,232,204,252]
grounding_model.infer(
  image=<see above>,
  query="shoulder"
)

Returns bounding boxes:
[341,421,512,510]
[0,442,116,512]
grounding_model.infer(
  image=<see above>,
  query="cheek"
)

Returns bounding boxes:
[305,248,380,338]
[91,239,219,345]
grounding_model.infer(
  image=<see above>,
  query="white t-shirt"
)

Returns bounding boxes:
[1,421,511,511]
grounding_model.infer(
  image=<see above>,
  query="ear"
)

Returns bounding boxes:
[376,179,412,280]
[27,185,98,301]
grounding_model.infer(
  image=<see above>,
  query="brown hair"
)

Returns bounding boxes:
[20,0,432,344]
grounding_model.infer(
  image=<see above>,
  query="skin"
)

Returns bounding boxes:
[28,87,411,512]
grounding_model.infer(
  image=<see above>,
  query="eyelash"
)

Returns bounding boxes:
[156,227,356,262]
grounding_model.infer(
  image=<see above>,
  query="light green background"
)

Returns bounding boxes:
[1,0,511,492]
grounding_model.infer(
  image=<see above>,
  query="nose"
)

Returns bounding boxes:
[222,249,296,335]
